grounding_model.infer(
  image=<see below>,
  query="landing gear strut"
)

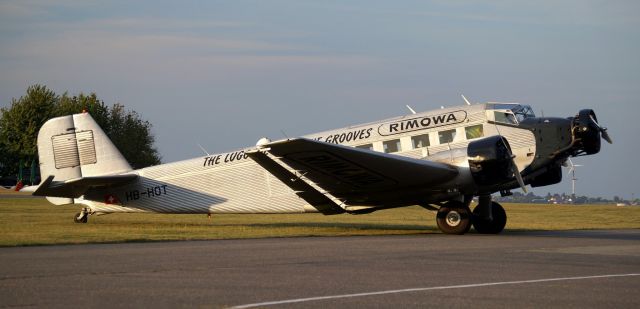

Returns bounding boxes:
[472,196,507,234]
[436,201,472,235]
[73,208,90,223]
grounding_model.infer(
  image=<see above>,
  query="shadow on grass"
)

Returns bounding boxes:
[223,222,438,231]
[4,230,442,248]
[92,218,437,231]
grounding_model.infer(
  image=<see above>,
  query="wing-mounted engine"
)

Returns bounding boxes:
[467,136,519,189]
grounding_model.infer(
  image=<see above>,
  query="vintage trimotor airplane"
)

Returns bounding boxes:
[30,99,611,234]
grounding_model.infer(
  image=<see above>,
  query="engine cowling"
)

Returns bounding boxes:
[529,164,562,187]
[572,109,601,155]
[467,136,514,187]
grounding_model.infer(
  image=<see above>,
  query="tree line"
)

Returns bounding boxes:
[0,85,161,182]
[494,191,638,205]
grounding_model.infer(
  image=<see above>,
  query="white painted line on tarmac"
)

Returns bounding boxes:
[232,273,640,308]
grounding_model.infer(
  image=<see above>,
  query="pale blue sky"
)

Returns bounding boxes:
[1,1,638,199]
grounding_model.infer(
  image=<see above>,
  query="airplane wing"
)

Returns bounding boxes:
[248,150,345,215]
[248,138,459,208]
[33,174,138,198]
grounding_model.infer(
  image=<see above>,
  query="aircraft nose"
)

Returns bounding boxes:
[571,109,612,155]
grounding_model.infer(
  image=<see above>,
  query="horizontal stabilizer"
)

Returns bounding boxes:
[33,174,138,198]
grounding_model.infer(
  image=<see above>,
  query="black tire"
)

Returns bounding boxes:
[74,212,88,224]
[436,202,472,235]
[472,201,507,234]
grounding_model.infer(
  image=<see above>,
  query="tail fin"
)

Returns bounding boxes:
[36,113,133,204]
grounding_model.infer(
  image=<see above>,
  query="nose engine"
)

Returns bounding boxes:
[571,109,612,155]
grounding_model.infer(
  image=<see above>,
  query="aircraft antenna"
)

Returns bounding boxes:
[280,129,290,139]
[461,94,472,105]
[197,143,210,156]
[406,105,417,114]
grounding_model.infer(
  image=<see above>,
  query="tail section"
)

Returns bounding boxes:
[36,112,134,204]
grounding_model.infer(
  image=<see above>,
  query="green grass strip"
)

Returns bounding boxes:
[1,198,638,247]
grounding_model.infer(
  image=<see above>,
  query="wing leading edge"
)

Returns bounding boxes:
[249,138,459,209]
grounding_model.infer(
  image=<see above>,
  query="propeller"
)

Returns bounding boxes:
[589,114,613,144]
[511,154,527,193]
[501,136,527,193]
[493,122,527,193]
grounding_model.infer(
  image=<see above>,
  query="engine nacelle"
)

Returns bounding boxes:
[467,136,514,187]
[572,109,601,155]
[529,164,562,187]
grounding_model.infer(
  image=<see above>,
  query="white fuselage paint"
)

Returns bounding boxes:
[82,103,536,214]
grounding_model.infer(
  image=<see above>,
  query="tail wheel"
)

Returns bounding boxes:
[73,212,88,223]
[472,201,506,234]
[436,202,472,235]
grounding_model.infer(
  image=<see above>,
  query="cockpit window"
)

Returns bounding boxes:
[494,111,518,124]
[491,104,535,125]
[514,105,535,122]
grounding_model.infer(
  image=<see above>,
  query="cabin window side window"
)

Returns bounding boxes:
[438,129,456,144]
[465,125,484,139]
[355,143,373,151]
[411,134,430,149]
[383,139,401,153]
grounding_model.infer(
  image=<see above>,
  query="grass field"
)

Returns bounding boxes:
[0,187,30,196]
[1,195,639,247]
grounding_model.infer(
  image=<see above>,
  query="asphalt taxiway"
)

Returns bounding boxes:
[1,230,639,308]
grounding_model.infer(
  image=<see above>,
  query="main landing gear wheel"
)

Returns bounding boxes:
[436,202,472,235]
[73,209,89,223]
[472,201,506,234]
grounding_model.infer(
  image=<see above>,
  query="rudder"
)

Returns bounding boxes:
[37,112,133,204]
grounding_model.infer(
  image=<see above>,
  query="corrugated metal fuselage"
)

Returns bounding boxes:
[80,104,537,214]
